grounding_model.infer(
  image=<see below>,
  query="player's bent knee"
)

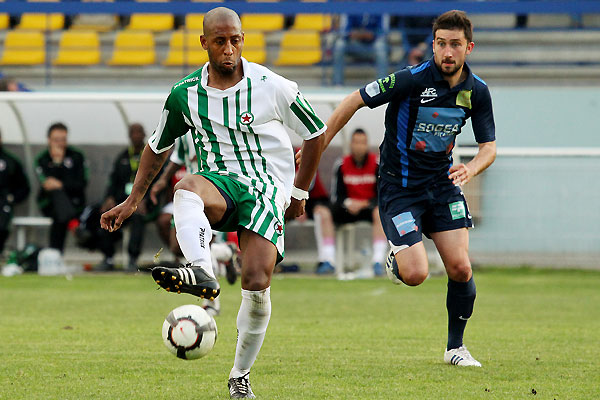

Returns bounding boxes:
[446,263,472,282]
[173,176,197,194]
[241,270,270,291]
[401,269,428,286]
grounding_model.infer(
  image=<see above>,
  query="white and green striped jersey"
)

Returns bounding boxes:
[170,133,198,174]
[149,57,326,207]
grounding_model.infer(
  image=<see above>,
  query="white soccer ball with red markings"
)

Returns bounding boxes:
[162,304,217,360]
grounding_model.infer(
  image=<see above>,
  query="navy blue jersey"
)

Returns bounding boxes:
[359,57,495,189]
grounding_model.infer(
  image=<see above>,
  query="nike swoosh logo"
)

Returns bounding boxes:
[458,316,470,321]
[421,98,436,103]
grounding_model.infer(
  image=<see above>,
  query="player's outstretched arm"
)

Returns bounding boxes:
[324,90,365,149]
[295,90,365,166]
[101,144,169,232]
[449,141,496,186]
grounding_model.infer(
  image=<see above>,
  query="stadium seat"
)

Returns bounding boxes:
[241,14,284,32]
[0,31,45,65]
[108,31,155,66]
[0,14,9,30]
[71,14,119,32]
[243,32,266,64]
[582,14,600,28]
[17,13,64,31]
[184,14,204,31]
[162,30,208,66]
[527,14,574,28]
[126,13,174,32]
[275,30,322,66]
[291,14,332,31]
[469,13,516,29]
[54,31,101,65]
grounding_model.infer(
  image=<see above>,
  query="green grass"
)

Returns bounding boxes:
[1,268,599,399]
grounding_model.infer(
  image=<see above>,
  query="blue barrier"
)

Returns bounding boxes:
[1,1,600,16]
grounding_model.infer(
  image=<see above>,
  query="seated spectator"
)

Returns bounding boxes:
[0,128,30,254]
[394,15,435,66]
[293,170,337,275]
[35,122,87,253]
[96,123,151,271]
[331,128,387,276]
[333,13,390,85]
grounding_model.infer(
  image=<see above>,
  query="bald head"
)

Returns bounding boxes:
[203,7,241,36]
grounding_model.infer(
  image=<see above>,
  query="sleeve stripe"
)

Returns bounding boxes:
[296,95,325,130]
[290,102,318,134]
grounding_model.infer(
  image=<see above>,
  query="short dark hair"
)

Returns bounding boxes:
[128,122,145,136]
[352,128,367,137]
[47,122,68,138]
[432,10,473,43]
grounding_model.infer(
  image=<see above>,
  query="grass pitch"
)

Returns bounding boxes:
[1,268,599,399]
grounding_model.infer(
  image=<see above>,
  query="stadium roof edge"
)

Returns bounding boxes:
[1,1,600,16]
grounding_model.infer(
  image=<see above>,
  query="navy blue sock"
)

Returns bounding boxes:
[446,276,476,350]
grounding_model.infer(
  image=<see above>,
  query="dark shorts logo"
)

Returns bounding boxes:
[449,201,466,220]
[240,111,254,125]
[392,211,418,237]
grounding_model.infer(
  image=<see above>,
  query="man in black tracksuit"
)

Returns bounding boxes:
[0,129,30,253]
[35,122,87,252]
[97,123,150,271]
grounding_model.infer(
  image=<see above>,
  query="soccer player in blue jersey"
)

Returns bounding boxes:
[321,10,496,367]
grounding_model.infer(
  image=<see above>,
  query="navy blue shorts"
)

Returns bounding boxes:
[378,177,473,250]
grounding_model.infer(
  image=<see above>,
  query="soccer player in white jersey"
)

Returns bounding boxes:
[100,7,326,399]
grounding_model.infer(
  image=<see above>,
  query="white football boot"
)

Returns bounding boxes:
[444,345,482,367]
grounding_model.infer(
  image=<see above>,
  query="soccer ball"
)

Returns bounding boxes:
[162,304,218,360]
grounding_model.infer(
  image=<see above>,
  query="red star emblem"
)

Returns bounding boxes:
[240,111,254,125]
[274,222,283,235]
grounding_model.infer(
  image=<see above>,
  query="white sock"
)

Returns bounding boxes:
[210,252,220,277]
[229,287,271,379]
[211,242,234,262]
[173,189,215,278]
[372,239,388,264]
[321,239,336,264]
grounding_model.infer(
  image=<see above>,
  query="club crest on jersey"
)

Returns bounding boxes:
[240,111,254,125]
[420,88,437,98]
[273,220,284,236]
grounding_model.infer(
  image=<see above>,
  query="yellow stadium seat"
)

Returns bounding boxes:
[0,31,45,65]
[71,14,119,32]
[54,31,101,65]
[243,32,266,64]
[241,14,284,32]
[126,13,174,32]
[0,14,9,30]
[17,13,64,31]
[162,30,208,66]
[291,14,332,31]
[275,30,321,66]
[184,14,204,31]
[108,31,155,65]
